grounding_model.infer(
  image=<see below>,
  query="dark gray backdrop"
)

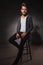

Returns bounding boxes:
[1,0,43,44]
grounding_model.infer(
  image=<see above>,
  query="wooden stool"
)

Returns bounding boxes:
[20,39,32,63]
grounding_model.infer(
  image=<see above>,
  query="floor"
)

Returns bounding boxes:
[0,43,43,65]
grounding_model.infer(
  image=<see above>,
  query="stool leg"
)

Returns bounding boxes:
[20,40,32,64]
[26,41,28,60]
[28,40,32,60]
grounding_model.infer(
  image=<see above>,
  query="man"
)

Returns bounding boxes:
[8,3,33,65]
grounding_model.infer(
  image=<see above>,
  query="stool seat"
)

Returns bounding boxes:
[20,39,32,63]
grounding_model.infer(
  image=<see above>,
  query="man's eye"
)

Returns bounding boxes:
[22,9,26,10]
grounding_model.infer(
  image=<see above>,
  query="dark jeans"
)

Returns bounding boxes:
[8,32,30,65]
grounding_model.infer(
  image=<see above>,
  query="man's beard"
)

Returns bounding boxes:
[22,13,28,16]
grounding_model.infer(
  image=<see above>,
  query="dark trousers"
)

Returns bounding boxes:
[8,32,30,65]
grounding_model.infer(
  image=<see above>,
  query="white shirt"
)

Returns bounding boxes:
[20,16,27,32]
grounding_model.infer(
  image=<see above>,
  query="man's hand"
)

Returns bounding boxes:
[21,32,27,38]
[16,33,20,39]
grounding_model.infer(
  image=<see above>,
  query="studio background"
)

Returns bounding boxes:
[0,0,43,65]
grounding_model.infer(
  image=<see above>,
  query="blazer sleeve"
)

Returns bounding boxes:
[16,17,21,34]
[26,15,33,34]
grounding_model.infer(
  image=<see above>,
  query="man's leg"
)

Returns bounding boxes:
[8,33,20,49]
[12,34,29,65]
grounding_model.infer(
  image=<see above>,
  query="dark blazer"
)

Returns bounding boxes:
[16,14,33,35]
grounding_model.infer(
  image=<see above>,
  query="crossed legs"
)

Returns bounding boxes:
[8,32,29,65]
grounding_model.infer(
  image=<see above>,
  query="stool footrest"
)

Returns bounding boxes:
[23,53,30,55]
[20,59,32,64]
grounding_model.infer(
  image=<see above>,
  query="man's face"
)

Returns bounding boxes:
[21,6,27,15]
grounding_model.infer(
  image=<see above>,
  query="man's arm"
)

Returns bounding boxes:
[16,18,21,38]
[16,17,21,34]
[26,16,33,35]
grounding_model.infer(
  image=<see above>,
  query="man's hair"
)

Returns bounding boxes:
[20,2,27,9]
